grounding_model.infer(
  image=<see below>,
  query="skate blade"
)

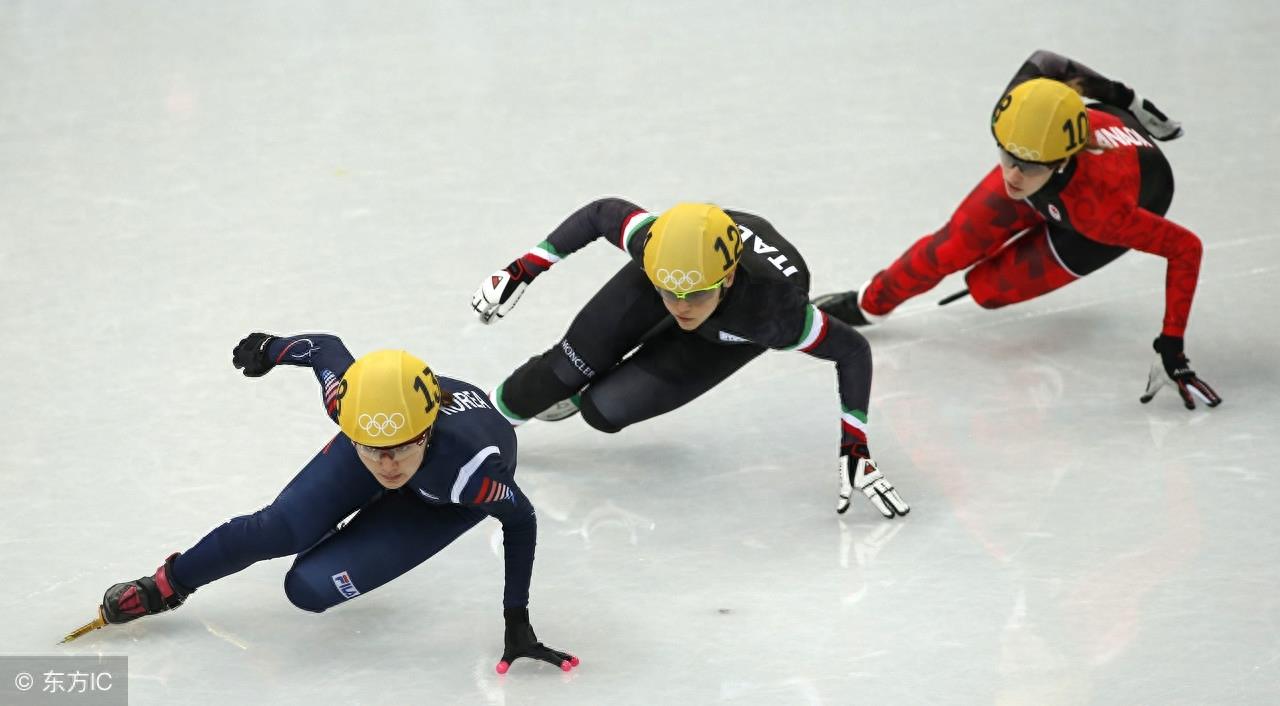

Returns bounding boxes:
[60,607,107,644]
[534,398,581,422]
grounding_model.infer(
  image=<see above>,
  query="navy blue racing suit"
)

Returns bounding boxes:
[171,333,538,611]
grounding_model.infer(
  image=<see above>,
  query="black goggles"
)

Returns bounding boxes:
[997,148,1060,176]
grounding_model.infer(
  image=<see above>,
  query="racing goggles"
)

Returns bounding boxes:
[997,148,1060,176]
[352,429,430,459]
[655,279,725,304]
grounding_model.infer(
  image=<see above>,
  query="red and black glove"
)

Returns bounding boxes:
[495,607,578,674]
[1141,335,1222,410]
[101,553,194,625]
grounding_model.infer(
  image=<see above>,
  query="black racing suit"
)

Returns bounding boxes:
[490,198,875,457]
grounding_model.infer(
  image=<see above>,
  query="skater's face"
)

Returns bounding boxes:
[660,269,735,331]
[998,149,1059,199]
[353,431,429,489]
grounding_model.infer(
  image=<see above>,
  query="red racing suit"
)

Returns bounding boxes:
[862,61,1202,338]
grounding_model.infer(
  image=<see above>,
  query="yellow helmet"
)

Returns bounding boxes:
[335,349,442,447]
[642,203,742,296]
[991,77,1089,164]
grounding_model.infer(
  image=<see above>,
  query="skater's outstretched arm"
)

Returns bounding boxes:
[471,198,653,323]
[1010,49,1182,140]
[232,332,354,421]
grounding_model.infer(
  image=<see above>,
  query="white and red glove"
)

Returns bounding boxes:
[838,453,909,519]
[472,260,538,324]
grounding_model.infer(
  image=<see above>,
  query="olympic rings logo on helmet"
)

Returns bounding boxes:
[1003,142,1042,161]
[655,268,704,291]
[358,412,406,438]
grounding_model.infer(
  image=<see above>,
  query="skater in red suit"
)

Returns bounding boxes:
[814,50,1221,411]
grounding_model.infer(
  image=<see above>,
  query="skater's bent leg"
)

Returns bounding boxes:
[172,438,383,589]
[284,491,485,612]
[862,166,1041,316]
[494,263,667,422]
[965,225,1081,308]
[494,343,597,423]
[580,329,765,433]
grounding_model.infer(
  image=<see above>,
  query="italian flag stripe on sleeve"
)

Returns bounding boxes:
[523,240,563,269]
[786,304,829,352]
[841,406,868,437]
[619,210,656,250]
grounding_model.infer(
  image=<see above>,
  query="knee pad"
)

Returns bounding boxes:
[499,347,594,420]
[965,226,1077,309]
[579,392,623,434]
[283,568,335,614]
[546,339,599,388]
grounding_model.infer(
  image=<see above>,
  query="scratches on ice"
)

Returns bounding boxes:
[203,621,250,650]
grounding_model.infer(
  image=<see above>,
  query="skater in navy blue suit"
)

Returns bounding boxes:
[79,332,576,674]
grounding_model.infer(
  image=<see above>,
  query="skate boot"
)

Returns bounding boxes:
[102,553,194,624]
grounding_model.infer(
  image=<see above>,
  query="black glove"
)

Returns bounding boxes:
[1140,335,1222,409]
[232,333,278,377]
[495,607,578,674]
[101,553,194,625]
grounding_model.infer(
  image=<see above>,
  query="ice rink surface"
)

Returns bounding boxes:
[2,1,1278,704]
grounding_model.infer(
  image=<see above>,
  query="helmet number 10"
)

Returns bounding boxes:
[1062,111,1088,151]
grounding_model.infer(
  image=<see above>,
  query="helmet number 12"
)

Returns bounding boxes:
[713,225,743,272]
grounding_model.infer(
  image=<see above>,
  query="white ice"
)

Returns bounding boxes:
[2,1,1278,704]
